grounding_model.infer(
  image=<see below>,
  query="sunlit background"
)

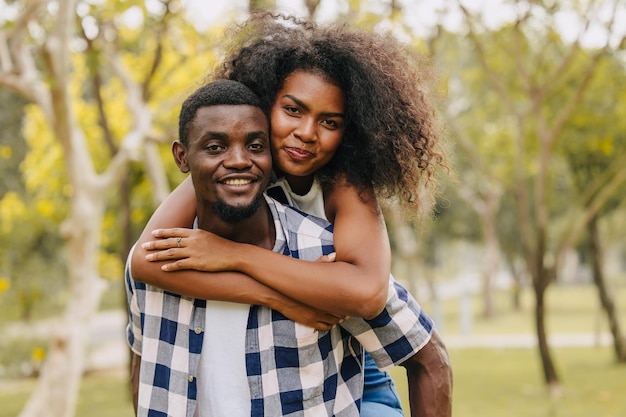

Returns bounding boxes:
[1,1,625,416]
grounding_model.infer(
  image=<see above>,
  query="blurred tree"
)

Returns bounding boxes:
[0,103,68,321]
[430,0,626,392]
[0,1,217,416]
[560,53,626,362]
[0,90,28,197]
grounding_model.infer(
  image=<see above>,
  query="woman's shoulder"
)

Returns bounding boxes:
[324,176,379,222]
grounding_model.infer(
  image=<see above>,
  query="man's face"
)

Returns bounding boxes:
[173,104,271,222]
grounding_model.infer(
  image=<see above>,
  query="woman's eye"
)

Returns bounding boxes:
[285,106,300,115]
[323,119,338,128]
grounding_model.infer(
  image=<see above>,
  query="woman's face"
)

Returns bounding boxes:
[270,70,345,194]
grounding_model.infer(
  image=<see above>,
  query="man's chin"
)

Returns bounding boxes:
[213,196,263,223]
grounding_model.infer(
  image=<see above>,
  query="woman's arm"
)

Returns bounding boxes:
[144,178,391,319]
[131,177,343,330]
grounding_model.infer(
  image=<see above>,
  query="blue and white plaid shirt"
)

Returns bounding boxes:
[126,195,433,417]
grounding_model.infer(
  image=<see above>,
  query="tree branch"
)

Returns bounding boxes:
[0,1,52,116]
[97,43,152,189]
[457,1,515,113]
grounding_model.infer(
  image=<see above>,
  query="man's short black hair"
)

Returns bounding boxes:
[178,79,265,146]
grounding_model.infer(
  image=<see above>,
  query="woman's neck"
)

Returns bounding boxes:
[283,174,314,196]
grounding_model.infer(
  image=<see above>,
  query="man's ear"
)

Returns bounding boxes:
[172,141,190,173]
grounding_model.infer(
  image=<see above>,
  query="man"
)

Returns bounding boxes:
[126,79,451,417]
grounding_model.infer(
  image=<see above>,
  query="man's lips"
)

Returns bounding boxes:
[222,178,253,186]
[284,146,314,160]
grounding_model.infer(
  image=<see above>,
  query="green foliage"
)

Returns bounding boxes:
[0,90,28,197]
[559,52,626,213]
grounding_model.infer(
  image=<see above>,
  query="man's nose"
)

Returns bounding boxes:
[224,146,252,169]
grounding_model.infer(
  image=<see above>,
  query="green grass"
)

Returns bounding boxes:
[425,283,626,336]
[390,346,626,417]
[0,370,134,417]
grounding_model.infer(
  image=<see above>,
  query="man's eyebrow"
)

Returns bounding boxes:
[201,131,228,139]
[284,94,345,118]
[247,130,269,139]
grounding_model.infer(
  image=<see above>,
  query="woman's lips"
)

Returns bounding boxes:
[284,147,314,161]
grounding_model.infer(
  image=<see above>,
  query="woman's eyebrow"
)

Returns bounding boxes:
[284,94,344,118]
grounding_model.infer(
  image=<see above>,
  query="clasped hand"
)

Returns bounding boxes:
[142,228,238,272]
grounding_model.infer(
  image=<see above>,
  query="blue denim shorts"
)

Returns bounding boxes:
[361,353,404,417]
[361,380,404,416]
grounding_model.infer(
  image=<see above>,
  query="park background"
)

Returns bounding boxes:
[0,0,625,416]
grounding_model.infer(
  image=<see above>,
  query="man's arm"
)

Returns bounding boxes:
[401,329,453,417]
[130,352,141,416]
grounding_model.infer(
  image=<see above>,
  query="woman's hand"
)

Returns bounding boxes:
[142,228,239,272]
[279,301,346,331]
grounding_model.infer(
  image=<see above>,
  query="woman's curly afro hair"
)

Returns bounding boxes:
[213,13,447,219]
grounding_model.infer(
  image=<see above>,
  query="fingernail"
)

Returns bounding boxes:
[145,254,153,261]
[328,252,336,261]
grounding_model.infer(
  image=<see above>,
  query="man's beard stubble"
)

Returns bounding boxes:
[212,193,264,223]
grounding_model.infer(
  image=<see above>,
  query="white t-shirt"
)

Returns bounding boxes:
[194,301,250,417]
[272,178,327,220]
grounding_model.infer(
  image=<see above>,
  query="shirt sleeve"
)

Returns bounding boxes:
[125,245,143,355]
[340,276,434,371]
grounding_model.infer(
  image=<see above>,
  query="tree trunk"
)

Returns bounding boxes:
[19,191,107,417]
[533,277,560,392]
[530,225,561,391]
[479,190,501,318]
[503,251,524,311]
[588,215,626,362]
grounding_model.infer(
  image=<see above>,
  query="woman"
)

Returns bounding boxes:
[132,13,447,417]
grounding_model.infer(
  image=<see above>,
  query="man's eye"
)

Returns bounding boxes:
[206,144,224,152]
[248,143,265,152]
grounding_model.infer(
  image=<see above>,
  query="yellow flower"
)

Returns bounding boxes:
[0,277,10,292]
[0,146,11,159]
[32,347,46,363]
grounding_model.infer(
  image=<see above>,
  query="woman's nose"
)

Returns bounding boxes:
[294,118,317,143]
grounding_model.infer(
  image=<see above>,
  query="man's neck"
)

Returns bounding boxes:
[196,200,275,250]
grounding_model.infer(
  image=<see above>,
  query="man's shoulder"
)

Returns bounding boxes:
[264,194,334,238]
